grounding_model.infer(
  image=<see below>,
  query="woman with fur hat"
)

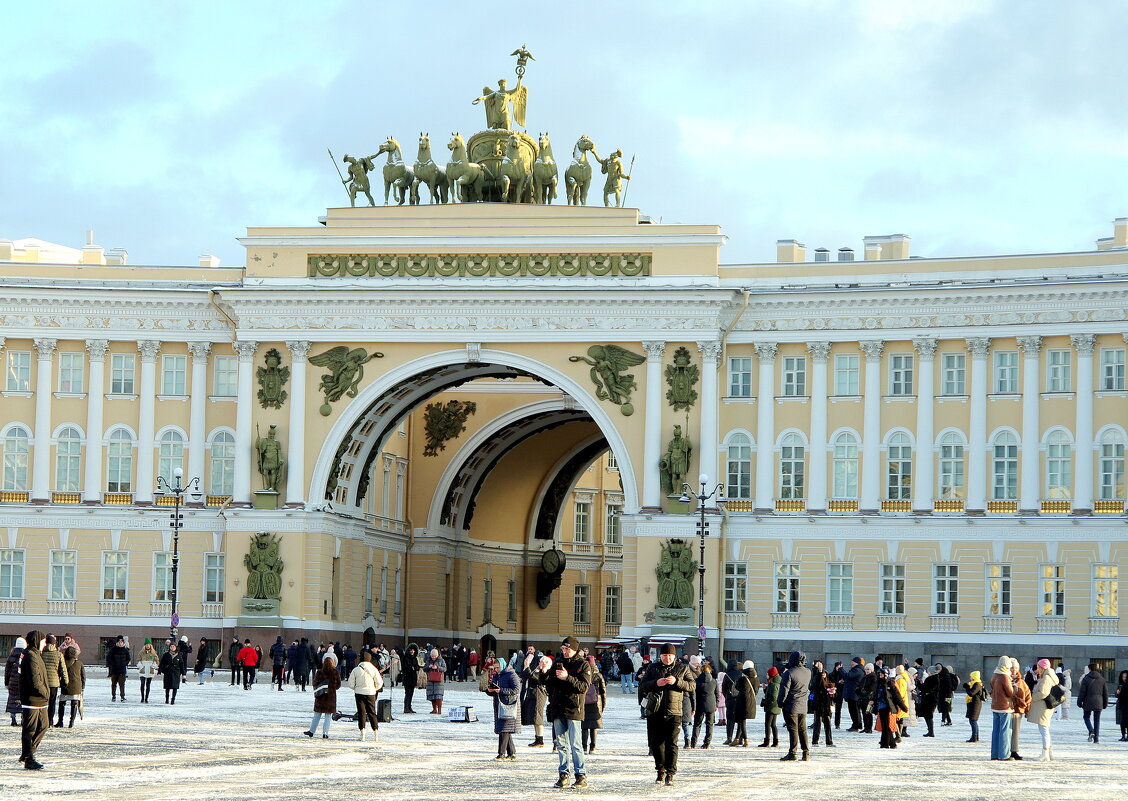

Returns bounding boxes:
[158,643,182,704]
[425,648,447,714]
[305,651,341,738]
[137,640,159,703]
[5,636,26,726]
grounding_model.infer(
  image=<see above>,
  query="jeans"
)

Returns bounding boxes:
[784,712,809,755]
[812,712,833,744]
[990,711,1012,759]
[647,715,679,774]
[231,665,241,686]
[552,718,585,777]
[1083,708,1101,738]
[621,673,633,693]
[243,667,257,690]
[309,712,331,736]
[969,718,979,739]
[1038,723,1051,749]
[691,711,714,746]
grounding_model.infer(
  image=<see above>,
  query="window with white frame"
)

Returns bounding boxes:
[1041,565,1065,617]
[54,426,83,492]
[2,426,31,491]
[827,563,853,614]
[507,579,517,622]
[934,564,958,615]
[605,451,618,471]
[1045,430,1072,499]
[209,431,235,495]
[161,354,187,395]
[604,585,621,625]
[49,550,76,601]
[394,567,401,616]
[886,432,912,500]
[992,432,1018,500]
[157,430,185,486]
[482,577,492,622]
[106,429,133,492]
[782,356,806,396]
[774,563,799,613]
[1100,348,1125,391]
[213,355,238,397]
[153,552,174,601]
[1047,349,1071,392]
[728,356,752,397]
[573,584,590,624]
[1093,565,1118,618]
[110,353,135,394]
[380,566,389,615]
[1099,430,1125,500]
[941,352,966,395]
[834,354,859,395]
[204,553,224,603]
[58,352,84,393]
[987,564,1011,616]
[725,434,752,500]
[364,565,373,613]
[102,551,129,600]
[724,562,747,613]
[880,563,905,614]
[889,353,914,395]
[993,350,1018,393]
[937,432,965,499]
[0,549,25,599]
[573,501,591,543]
[5,351,31,392]
[832,431,859,497]
[605,504,622,545]
[779,433,804,499]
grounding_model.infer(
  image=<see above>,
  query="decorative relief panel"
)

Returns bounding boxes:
[308,252,651,278]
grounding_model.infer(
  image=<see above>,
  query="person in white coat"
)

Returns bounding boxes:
[1027,658,1060,761]
[346,651,384,741]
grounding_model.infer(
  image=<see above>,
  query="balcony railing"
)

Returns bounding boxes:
[771,612,800,629]
[100,600,129,615]
[1040,499,1071,514]
[570,542,594,554]
[987,500,1018,514]
[206,495,232,507]
[774,498,805,513]
[151,601,172,617]
[0,599,26,614]
[202,602,224,618]
[1088,617,1119,635]
[51,491,81,504]
[154,494,178,507]
[603,624,620,638]
[881,499,911,513]
[930,615,959,632]
[723,499,754,512]
[876,613,906,631]
[724,612,748,628]
[1036,617,1066,634]
[824,614,854,630]
[605,544,623,557]
[573,623,592,636]
[828,498,859,513]
[47,600,77,615]
[103,492,133,505]
[0,491,29,503]
[1094,500,1125,514]
[933,498,964,513]
[983,616,1013,633]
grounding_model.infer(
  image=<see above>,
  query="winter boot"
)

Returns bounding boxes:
[757,739,770,747]
[359,729,366,741]
[529,736,544,747]
[1039,748,1049,761]
[436,700,443,715]
[554,773,569,789]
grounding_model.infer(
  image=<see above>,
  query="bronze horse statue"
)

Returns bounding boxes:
[532,132,558,205]
[446,133,487,202]
[376,136,414,205]
[412,133,449,205]
[565,135,599,206]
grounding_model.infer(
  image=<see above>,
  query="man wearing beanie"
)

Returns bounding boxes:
[639,643,694,786]
[545,636,592,789]
[19,630,50,770]
[777,650,812,761]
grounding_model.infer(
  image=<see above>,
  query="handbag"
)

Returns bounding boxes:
[499,700,518,720]
[314,681,328,698]
[643,691,661,716]
[1045,684,1066,708]
[427,669,444,683]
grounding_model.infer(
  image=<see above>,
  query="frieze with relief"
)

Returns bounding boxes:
[308,252,650,278]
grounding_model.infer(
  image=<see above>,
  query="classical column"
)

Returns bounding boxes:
[965,338,991,512]
[285,341,311,507]
[1071,334,1096,512]
[697,341,722,500]
[806,342,831,512]
[187,342,211,498]
[232,341,258,506]
[134,340,161,504]
[912,337,937,512]
[82,340,109,503]
[1018,335,1043,512]
[30,338,57,503]
[860,340,885,512]
[754,343,777,512]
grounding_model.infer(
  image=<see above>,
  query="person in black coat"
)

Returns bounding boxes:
[918,665,940,737]
[1078,664,1109,742]
[691,662,718,748]
[720,660,745,745]
[809,662,834,747]
[519,651,551,747]
[159,644,182,704]
[857,663,877,733]
[228,636,242,687]
[844,656,865,731]
[936,664,956,725]
[545,637,592,789]
[616,648,635,693]
[638,643,695,786]
[829,661,847,728]
[105,636,131,702]
[269,636,287,691]
[401,642,422,713]
[194,638,211,685]
[19,630,50,770]
[776,651,812,761]
[292,637,312,691]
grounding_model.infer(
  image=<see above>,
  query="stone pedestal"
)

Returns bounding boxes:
[664,495,690,515]
[253,490,279,510]
[237,596,282,628]
[655,606,694,625]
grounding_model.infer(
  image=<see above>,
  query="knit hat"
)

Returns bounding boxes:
[851,656,862,665]
[1037,658,1052,671]
[144,637,152,645]
[742,660,755,670]
[767,666,778,677]
[323,651,338,665]
[14,637,26,649]
[688,655,702,667]
[660,643,677,655]
[561,636,581,651]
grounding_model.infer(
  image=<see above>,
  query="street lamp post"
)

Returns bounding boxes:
[155,466,202,642]
[680,473,724,659]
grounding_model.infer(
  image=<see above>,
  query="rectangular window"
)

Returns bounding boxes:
[774,563,799,613]
[605,451,618,471]
[573,501,591,543]
[889,353,914,395]
[779,441,805,499]
[394,567,401,617]
[1041,565,1065,617]
[1101,348,1125,391]
[5,351,31,392]
[880,563,905,615]
[993,438,1019,499]
[987,564,1011,617]
[465,575,472,621]
[994,351,1018,393]
[1047,349,1071,392]
[161,354,187,396]
[724,562,747,613]
[0,549,26,599]
[58,352,84,393]
[934,564,958,615]
[102,551,129,600]
[1093,565,1118,618]
[110,353,135,394]
[213,355,238,396]
[153,552,174,601]
[507,579,517,622]
[604,585,621,625]
[834,354,860,395]
[380,566,388,615]
[605,504,621,545]
[941,352,966,395]
[573,584,590,624]
[827,563,853,614]
[728,356,752,397]
[1100,438,1125,500]
[50,550,77,601]
[938,440,965,498]
[204,554,224,603]
[482,577,492,623]
[782,356,806,396]
[365,565,373,613]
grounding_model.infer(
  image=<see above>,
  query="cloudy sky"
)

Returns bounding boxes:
[3,0,1128,268]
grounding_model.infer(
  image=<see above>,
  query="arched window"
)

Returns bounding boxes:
[779,433,805,499]
[937,432,965,499]
[55,426,83,492]
[158,430,185,486]
[209,431,235,495]
[1045,430,1072,499]
[2,426,31,491]
[832,431,859,498]
[886,432,912,500]
[1099,429,1125,500]
[106,429,134,493]
[992,431,1018,500]
[724,433,752,500]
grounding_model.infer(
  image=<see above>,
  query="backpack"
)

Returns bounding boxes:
[725,673,741,700]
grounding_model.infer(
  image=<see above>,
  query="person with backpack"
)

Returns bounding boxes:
[963,670,988,742]
[1027,658,1060,761]
[616,648,635,693]
[690,661,718,748]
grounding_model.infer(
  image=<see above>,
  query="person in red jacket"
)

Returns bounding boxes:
[237,639,260,690]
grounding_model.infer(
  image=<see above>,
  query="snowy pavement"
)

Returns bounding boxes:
[2,673,1125,800]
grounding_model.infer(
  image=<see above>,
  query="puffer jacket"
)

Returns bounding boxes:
[5,647,24,715]
[776,652,811,715]
[106,643,131,675]
[40,644,66,689]
[1026,670,1059,727]
[346,660,384,696]
[695,670,718,714]
[19,642,50,708]
[61,655,86,697]
[545,653,592,722]
[638,659,695,719]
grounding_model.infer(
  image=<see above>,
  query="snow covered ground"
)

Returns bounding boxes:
[2,671,1125,800]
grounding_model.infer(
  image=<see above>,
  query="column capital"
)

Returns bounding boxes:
[85,339,110,361]
[912,336,938,360]
[697,340,723,363]
[753,343,778,362]
[188,341,212,363]
[1070,334,1096,355]
[137,340,161,361]
[285,340,312,362]
[965,337,991,359]
[234,340,258,361]
[34,338,57,359]
[1017,335,1043,355]
[806,341,831,362]
[859,340,885,360]
[642,341,667,361]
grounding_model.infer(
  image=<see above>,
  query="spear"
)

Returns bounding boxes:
[621,154,636,206]
[327,148,351,202]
